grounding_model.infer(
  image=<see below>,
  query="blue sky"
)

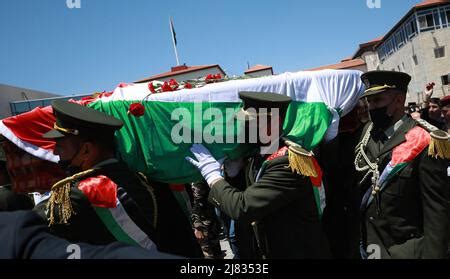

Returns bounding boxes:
[0,0,423,95]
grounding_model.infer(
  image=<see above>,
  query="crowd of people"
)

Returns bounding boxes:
[406,82,449,133]
[0,70,449,259]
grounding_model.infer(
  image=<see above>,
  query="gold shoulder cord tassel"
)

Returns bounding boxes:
[428,130,450,160]
[47,169,96,226]
[416,118,450,160]
[285,140,318,178]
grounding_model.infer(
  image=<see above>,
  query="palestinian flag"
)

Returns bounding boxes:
[88,70,364,183]
[0,70,365,184]
[363,126,431,208]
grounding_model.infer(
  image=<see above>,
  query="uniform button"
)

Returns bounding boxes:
[369,217,374,221]
[410,233,414,237]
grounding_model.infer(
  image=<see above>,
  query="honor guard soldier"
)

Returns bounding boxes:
[35,100,202,258]
[355,71,449,259]
[186,92,331,259]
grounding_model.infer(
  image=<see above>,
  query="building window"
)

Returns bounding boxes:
[386,37,395,55]
[378,44,387,62]
[418,12,435,31]
[434,46,445,58]
[440,10,447,27]
[446,8,450,25]
[442,74,449,86]
[395,29,406,48]
[405,17,418,39]
[434,11,441,29]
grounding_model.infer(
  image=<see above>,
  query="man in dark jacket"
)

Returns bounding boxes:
[355,71,449,259]
[186,92,331,259]
[0,211,182,259]
[35,100,202,258]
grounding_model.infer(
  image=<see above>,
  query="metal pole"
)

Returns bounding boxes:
[170,18,180,66]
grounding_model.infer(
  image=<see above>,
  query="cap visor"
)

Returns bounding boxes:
[234,108,257,121]
[42,129,66,139]
[361,88,386,98]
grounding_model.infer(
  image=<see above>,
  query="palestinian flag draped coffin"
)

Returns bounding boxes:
[0,69,365,186]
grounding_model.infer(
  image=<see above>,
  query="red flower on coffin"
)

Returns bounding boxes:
[205,74,214,80]
[214,74,222,79]
[161,82,173,92]
[169,78,179,90]
[184,82,193,89]
[169,78,178,86]
[148,82,156,93]
[128,103,145,117]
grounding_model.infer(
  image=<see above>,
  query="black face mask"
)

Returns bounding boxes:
[57,144,82,176]
[369,105,393,130]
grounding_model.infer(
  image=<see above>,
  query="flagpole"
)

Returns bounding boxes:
[170,17,180,66]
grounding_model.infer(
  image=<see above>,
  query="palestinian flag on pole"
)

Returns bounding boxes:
[0,69,364,185]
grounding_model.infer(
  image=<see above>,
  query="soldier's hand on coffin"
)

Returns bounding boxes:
[185,144,224,186]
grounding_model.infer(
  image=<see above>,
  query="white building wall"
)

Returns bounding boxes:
[378,27,450,103]
[361,51,380,71]
[245,69,273,78]
[347,65,368,72]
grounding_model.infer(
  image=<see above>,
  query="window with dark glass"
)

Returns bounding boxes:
[441,74,449,85]
[434,46,445,58]
[405,17,418,39]
[433,11,441,29]
[418,13,435,31]
[395,28,406,48]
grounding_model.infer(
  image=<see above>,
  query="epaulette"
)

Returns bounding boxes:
[284,140,318,177]
[415,118,450,160]
[47,169,96,226]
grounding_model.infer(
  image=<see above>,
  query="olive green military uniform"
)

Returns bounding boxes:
[209,138,331,259]
[357,118,449,258]
[35,161,202,258]
[356,71,449,259]
[35,100,202,258]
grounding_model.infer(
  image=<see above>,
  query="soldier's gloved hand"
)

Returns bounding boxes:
[185,144,224,186]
